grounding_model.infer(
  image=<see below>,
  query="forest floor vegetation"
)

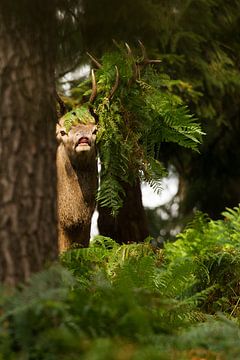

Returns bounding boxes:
[1,207,240,359]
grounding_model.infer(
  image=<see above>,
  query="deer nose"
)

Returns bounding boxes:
[76,131,89,138]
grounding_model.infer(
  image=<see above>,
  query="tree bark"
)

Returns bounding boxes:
[98,179,149,244]
[0,2,58,285]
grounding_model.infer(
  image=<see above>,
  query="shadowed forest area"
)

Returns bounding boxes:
[0,0,240,359]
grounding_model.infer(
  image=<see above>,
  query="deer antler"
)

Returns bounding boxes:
[123,41,161,83]
[88,68,99,123]
[87,50,119,101]
[138,40,162,65]
[125,43,139,81]
[89,69,97,104]
[86,52,102,69]
[56,92,67,117]
[108,66,120,100]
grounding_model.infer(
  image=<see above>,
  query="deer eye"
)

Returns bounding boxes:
[60,130,67,136]
[92,128,98,135]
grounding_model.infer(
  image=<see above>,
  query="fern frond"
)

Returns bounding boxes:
[73,45,203,214]
[96,177,125,216]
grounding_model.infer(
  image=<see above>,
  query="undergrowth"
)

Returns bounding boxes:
[1,206,240,359]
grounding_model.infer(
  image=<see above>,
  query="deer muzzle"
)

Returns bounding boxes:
[75,136,91,152]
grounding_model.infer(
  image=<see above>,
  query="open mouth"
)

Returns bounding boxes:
[76,137,90,147]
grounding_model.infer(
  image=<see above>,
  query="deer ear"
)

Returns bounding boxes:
[56,123,65,143]
[56,92,67,117]
[92,125,98,135]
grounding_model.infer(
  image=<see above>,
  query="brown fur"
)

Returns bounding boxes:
[56,119,98,252]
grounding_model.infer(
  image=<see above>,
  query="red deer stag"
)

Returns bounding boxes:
[56,70,98,251]
[56,66,118,252]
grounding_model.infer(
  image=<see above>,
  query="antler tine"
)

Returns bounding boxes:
[56,92,67,117]
[86,52,102,69]
[138,40,147,61]
[112,38,120,48]
[89,69,97,104]
[137,40,162,65]
[125,42,133,57]
[108,66,120,100]
[125,42,139,81]
[146,59,162,64]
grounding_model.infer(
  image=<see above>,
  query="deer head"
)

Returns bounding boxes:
[56,119,97,165]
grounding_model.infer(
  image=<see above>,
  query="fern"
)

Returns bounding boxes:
[70,44,203,214]
[61,106,95,132]
[3,207,240,358]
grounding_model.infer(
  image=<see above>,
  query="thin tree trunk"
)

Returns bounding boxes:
[98,179,149,244]
[0,2,58,285]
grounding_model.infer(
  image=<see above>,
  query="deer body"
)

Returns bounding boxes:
[56,120,98,251]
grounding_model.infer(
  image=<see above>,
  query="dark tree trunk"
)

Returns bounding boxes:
[0,2,58,285]
[98,179,149,244]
